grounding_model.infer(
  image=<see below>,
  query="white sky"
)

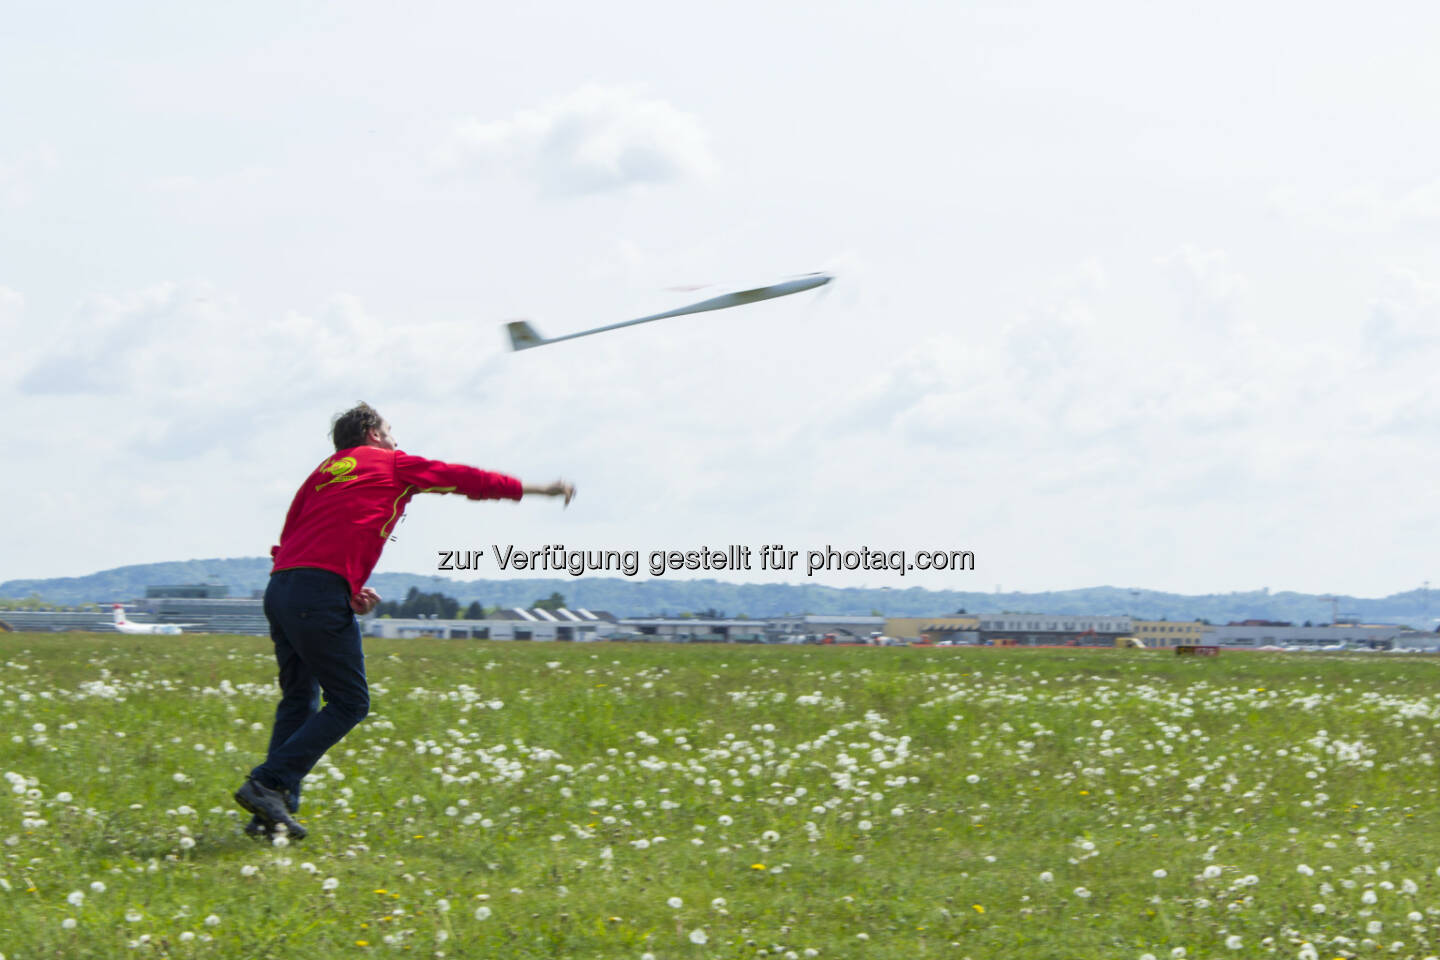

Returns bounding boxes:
[4,1,1439,597]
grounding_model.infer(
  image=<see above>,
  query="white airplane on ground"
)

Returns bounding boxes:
[112,604,194,635]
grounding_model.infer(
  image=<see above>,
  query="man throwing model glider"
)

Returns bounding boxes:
[235,402,574,838]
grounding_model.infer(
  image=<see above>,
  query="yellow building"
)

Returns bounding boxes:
[885,616,980,642]
[1130,619,1207,648]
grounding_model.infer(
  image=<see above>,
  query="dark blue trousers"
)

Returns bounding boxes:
[250,568,369,804]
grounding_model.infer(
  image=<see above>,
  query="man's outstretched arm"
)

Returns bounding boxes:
[393,452,576,507]
[522,480,576,507]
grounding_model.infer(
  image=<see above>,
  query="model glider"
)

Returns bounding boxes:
[505,273,832,351]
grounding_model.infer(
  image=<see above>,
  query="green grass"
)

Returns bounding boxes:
[3,634,1440,959]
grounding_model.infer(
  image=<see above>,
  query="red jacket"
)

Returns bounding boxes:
[271,445,523,595]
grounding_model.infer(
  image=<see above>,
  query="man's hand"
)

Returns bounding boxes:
[523,479,576,507]
[350,587,381,615]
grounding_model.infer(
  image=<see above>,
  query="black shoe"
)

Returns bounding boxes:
[234,779,307,840]
[243,788,299,838]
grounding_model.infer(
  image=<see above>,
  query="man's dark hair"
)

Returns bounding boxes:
[332,402,384,451]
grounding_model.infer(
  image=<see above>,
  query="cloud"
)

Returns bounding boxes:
[1158,245,1249,336]
[0,285,25,390]
[1268,179,1440,230]
[436,84,717,195]
[17,283,510,457]
[1365,268,1440,364]
[0,284,21,329]
[0,146,56,207]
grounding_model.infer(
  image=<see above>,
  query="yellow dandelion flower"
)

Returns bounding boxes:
[750,863,766,870]
[1079,790,1089,796]
[355,940,369,947]
[972,904,984,914]
[373,889,387,894]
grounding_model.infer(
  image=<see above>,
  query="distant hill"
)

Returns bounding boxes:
[2,558,1437,627]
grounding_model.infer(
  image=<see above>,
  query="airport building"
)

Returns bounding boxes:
[1130,619,1208,648]
[884,616,980,643]
[767,615,887,642]
[978,614,1133,646]
[618,617,770,643]
[1199,624,1414,649]
[366,607,622,642]
[0,610,114,632]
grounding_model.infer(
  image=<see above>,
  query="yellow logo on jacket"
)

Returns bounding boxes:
[315,456,359,491]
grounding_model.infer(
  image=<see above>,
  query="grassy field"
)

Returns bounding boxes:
[2,634,1439,959]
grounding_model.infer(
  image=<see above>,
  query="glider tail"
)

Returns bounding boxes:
[505,320,547,352]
